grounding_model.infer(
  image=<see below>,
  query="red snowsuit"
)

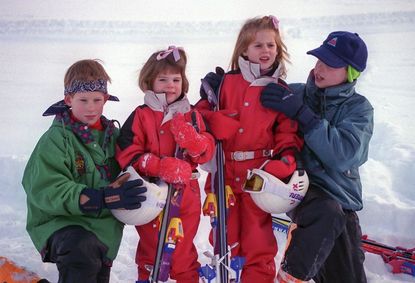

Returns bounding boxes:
[116,92,215,283]
[196,57,303,282]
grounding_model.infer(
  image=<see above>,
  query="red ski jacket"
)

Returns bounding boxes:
[116,94,215,176]
[197,61,303,194]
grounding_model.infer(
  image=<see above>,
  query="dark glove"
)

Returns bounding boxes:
[260,83,303,118]
[80,175,147,213]
[200,67,225,100]
[261,83,320,133]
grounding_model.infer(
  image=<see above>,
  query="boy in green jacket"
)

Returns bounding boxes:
[22,59,147,283]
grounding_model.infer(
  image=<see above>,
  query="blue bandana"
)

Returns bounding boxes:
[43,79,119,116]
[65,79,108,96]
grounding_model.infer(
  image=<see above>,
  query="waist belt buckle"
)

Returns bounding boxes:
[263,149,273,157]
[232,151,254,161]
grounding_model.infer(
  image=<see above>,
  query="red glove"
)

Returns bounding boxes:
[159,157,192,184]
[264,155,296,180]
[170,113,210,156]
[135,153,192,185]
[135,153,161,177]
[201,109,240,140]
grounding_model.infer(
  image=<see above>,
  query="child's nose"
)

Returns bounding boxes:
[87,102,95,110]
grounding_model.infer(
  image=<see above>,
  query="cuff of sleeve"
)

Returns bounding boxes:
[296,105,320,133]
[277,147,298,159]
[79,188,104,213]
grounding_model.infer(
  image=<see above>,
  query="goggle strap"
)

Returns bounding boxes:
[258,159,271,170]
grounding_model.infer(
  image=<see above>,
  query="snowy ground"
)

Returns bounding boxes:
[1,1,415,282]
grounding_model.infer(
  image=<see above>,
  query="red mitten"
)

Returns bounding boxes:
[134,153,161,177]
[159,157,192,184]
[201,109,240,140]
[264,155,296,180]
[170,113,209,156]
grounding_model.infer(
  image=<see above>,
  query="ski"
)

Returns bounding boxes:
[200,77,230,283]
[361,235,415,277]
[271,216,415,278]
[150,176,184,282]
[150,148,185,282]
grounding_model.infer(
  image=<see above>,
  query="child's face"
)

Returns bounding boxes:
[153,70,183,104]
[243,29,277,71]
[313,60,348,89]
[64,91,107,125]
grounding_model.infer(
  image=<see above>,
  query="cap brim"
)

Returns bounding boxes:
[108,94,119,101]
[307,46,347,68]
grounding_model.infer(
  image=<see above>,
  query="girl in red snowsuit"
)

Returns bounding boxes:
[116,46,215,283]
[196,16,303,282]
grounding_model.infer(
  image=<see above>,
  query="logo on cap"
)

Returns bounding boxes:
[327,37,338,47]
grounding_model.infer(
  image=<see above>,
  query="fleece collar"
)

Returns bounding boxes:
[143,90,191,125]
[238,56,282,86]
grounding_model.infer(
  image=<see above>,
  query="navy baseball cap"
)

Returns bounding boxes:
[307,31,368,72]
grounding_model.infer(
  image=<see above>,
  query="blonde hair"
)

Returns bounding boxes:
[64,59,111,89]
[138,48,189,93]
[230,16,290,78]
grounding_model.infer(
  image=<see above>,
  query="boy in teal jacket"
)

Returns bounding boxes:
[261,32,373,282]
[22,59,147,283]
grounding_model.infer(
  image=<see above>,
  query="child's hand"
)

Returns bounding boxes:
[260,83,302,118]
[170,113,209,156]
[135,153,192,185]
[200,67,225,100]
[261,83,320,133]
[264,155,296,180]
[159,157,192,185]
[103,179,147,210]
[80,179,147,213]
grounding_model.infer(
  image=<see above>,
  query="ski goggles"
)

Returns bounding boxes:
[244,171,265,193]
[243,169,291,199]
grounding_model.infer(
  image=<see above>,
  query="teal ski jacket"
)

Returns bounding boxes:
[290,73,374,211]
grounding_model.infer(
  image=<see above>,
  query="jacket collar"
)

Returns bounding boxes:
[306,71,356,100]
[53,109,115,147]
[143,90,191,125]
[238,56,281,86]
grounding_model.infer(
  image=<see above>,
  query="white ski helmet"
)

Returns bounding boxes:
[110,166,168,226]
[243,164,309,214]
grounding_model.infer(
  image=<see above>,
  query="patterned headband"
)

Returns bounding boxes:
[269,15,279,29]
[64,79,108,96]
[156,46,184,62]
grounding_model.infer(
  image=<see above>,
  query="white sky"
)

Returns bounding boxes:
[1,0,414,22]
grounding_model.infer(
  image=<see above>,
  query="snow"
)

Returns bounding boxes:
[1,1,415,282]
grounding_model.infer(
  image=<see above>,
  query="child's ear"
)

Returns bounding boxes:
[64,95,72,106]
